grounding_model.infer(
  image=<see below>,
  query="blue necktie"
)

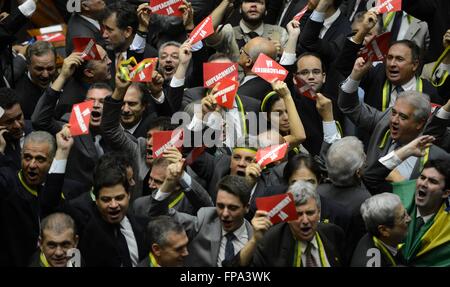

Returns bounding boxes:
[224,232,236,262]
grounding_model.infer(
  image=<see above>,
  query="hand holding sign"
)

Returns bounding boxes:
[203,62,238,88]
[252,53,288,83]
[251,210,273,241]
[150,0,183,17]
[59,53,84,81]
[294,76,317,100]
[69,100,94,136]
[213,78,239,109]
[245,162,262,185]
[256,193,298,224]
[271,80,291,99]
[72,37,101,60]
[255,143,289,168]
[188,15,214,45]
[152,129,184,158]
[358,32,391,62]
[375,0,401,14]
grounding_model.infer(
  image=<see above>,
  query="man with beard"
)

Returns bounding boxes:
[65,0,107,54]
[32,53,113,198]
[149,170,253,267]
[206,0,288,61]
[340,58,450,182]
[0,87,32,171]
[363,135,450,266]
[14,41,57,119]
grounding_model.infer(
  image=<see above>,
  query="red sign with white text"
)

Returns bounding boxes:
[295,76,317,100]
[358,32,392,62]
[255,143,289,168]
[293,5,308,22]
[72,37,101,60]
[252,54,288,83]
[203,62,239,88]
[149,0,183,17]
[152,129,184,158]
[69,100,94,136]
[375,0,401,14]
[256,193,298,224]
[129,58,157,82]
[36,32,65,42]
[214,78,239,109]
[188,15,214,45]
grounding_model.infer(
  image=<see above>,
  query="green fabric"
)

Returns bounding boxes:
[392,179,417,212]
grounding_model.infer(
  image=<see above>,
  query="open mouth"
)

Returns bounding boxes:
[388,70,400,78]
[236,170,246,177]
[108,209,121,220]
[417,189,427,199]
[90,110,102,121]
[163,65,175,75]
[222,220,233,230]
[27,171,38,181]
[300,226,312,234]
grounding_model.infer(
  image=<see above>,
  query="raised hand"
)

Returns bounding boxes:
[271,80,291,99]
[0,126,8,154]
[350,57,372,81]
[163,146,183,164]
[55,125,74,159]
[315,93,333,122]
[137,3,151,33]
[251,210,273,242]
[395,135,435,160]
[245,162,262,185]
[179,0,194,31]
[60,53,84,80]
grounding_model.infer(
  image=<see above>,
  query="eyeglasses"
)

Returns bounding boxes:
[295,69,323,77]
[240,48,250,58]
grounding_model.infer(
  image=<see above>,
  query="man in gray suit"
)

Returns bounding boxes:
[149,167,254,267]
[339,56,450,183]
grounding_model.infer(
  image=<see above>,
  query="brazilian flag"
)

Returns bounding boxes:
[392,180,450,266]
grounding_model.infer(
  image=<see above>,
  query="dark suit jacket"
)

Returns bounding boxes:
[251,222,345,266]
[79,208,146,267]
[424,110,450,152]
[403,0,450,63]
[15,74,46,120]
[65,14,105,55]
[350,233,399,267]
[54,77,89,119]
[1,120,32,172]
[265,0,309,28]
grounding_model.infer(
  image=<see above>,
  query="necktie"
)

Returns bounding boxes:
[115,226,132,267]
[395,85,404,95]
[224,232,236,262]
[247,31,259,39]
[390,11,403,41]
[304,242,318,267]
[94,135,104,156]
[414,216,425,235]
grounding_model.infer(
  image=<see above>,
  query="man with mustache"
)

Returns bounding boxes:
[31,53,114,198]
[339,57,450,182]
[363,135,450,266]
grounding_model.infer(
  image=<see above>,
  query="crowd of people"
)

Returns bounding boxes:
[0,0,449,267]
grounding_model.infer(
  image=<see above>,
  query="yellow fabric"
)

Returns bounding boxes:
[40,252,50,267]
[149,252,160,267]
[168,192,185,209]
[18,170,38,197]
[417,204,450,257]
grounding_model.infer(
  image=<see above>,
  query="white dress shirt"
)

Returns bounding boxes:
[120,216,139,267]
[217,223,249,267]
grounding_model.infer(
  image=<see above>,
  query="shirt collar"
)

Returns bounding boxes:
[241,74,258,86]
[79,15,101,31]
[416,208,434,224]
[300,234,319,251]
[123,119,142,135]
[392,76,417,93]
[239,20,264,36]
[323,9,341,30]
[222,221,248,241]
[378,238,398,256]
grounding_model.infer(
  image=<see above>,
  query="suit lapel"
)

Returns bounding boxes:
[210,217,222,266]
[404,21,420,40]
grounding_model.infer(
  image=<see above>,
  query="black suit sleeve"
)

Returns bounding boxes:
[362,160,394,195]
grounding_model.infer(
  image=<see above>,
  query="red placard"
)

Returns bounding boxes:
[184,146,206,166]
[203,62,238,88]
[36,32,65,42]
[213,78,239,109]
[293,5,308,22]
[188,15,214,45]
[252,53,288,83]
[129,58,157,82]
[255,143,289,168]
[375,0,402,14]
[256,193,298,224]
[152,129,184,158]
[149,0,183,17]
[295,76,317,100]
[72,37,101,60]
[358,32,392,62]
[69,100,94,136]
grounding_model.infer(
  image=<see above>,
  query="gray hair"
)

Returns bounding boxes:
[40,212,77,236]
[360,193,402,237]
[395,91,431,123]
[287,181,321,210]
[326,136,366,187]
[146,216,185,247]
[26,41,56,65]
[23,131,56,159]
[158,41,181,56]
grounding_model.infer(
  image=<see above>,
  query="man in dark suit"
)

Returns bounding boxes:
[339,59,449,181]
[243,181,345,266]
[66,0,107,54]
[79,155,146,267]
[14,41,57,120]
[351,193,411,267]
[265,0,309,28]
[32,53,113,198]
[297,0,351,66]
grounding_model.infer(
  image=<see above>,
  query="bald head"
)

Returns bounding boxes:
[247,37,277,61]
[40,213,77,236]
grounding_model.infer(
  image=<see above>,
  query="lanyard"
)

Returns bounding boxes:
[148,252,160,267]
[235,95,248,136]
[293,233,327,267]
[382,78,423,111]
[430,46,450,87]
[168,192,185,209]
[40,252,50,267]
[418,146,430,171]
[372,236,397,266]
[18,170,38,197]
[383,12,412,30]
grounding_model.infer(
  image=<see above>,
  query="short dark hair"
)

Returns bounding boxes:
[0,87,19,110]
[208,53,232,62]
[283,153,322,184]
[93,153,130,198]
[296,52,326,73]
[25,41,56,65]
[129,82,150,107]
[217,175,252,206]
[105,1,139,34]
[390,40,421,63]
[148,116,176,133]
[145,216,185,247]
[423,159,450,190]
[88,82,113,93]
